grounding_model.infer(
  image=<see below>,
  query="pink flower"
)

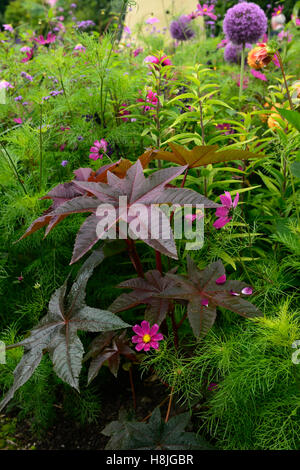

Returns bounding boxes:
[272,5,283,17]
[215,274,226,285]
[133,47,143,57]
[231,286,253,296]
[250,69,268,81]
[145,17,159,25]
[216,123,234,135]
[132,321,163,352]
[34,33,56,45]
[201,298,209,307]
[21,48,34,63]
[144,54,172,68]
[89,139,108,160]
[3,24,13,33]
[213,192,239,229]
[235,74,249,89]
[124,26,131,35]
[13,118,23,124]
[196,3,217,21]
[296,18,300,27]
[217,39,228,49]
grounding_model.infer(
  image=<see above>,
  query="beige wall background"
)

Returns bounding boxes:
[123,0,203,42]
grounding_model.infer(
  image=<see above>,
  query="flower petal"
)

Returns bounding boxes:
[242,286,253,295]
[150,324,159,336]
[132,324,143,336]
[135,343,145,351]
[233,193,239,208]
[149,341,159,350]
[152,333,164,341]
[141,320,150,334]
[216,274,226,285]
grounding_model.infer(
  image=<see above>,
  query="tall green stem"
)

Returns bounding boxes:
[276,51,293,110]
[239,44,245,102]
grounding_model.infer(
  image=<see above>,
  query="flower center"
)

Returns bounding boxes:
[203,8,207,11]
[143,334,151,343]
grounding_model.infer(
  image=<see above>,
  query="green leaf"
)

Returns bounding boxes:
[276,108,300,132]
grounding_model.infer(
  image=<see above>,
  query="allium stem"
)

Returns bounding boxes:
[239,43,245,102]
[276,51,293,110]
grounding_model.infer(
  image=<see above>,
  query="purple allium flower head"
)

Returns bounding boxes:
[21,71,33,81]
[170,15,195,41]
[61,160,68,166]
[224,42,251,64]
[223,2,267,45]
[14,95,23,102]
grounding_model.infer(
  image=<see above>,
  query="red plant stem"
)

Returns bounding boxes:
[276,51,293,110]
[125,239,145,278]
[165,386,174,423]
[128,367,136,411]
[155,250,163,274]
[181,167,189,188]
[176,312,187,329]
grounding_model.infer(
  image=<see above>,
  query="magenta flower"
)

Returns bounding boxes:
[250,69,267,81]
[133,47,143,57]
[34,33,56,45]
[21,48,34,63]
[144,54,172,68]
[296,18,300,27]
[124,26,131,35]
[89,139,108,160]
[272,5,283,17]
[216,123,234,135]
[196,3,217,21]
[201,298,209,307]
[132,321,163,352]
[215,274,226,285]
[217,38,229,49]
[213,191,239,229]
[46,0,58,7]
[13,118,23,124]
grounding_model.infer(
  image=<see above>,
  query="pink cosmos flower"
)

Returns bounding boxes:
[250,69,268,81]
[3,24,13,33]
[89,139,108,160]
[144,54,172,68]
[196,3,217,21]
[13,118,23,124]
[132,321,163,352]
[296,18,300,27]
[133,47,143,57]
[217,39,228,49]
[34,33,56,45]
[145,17,159,25]
[272,5,283,17]
[21,48,34,63]
[213,191,239,229]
